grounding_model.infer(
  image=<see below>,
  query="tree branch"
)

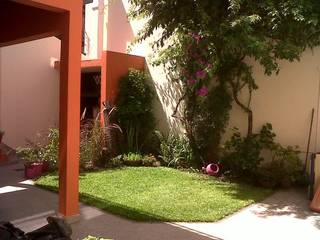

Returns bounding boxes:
[172,91,187,119]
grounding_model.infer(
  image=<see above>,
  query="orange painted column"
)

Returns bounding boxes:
[58,8,82,217]
[310,186,320,212]
[101,51,107,106]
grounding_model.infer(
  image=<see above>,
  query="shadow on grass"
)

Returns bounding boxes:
[80,192,172,222]
[36,183,173,221]
[205,177,274,203]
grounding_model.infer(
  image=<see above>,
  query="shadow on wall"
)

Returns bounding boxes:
[105,0,184,134]
[145,64,184,135]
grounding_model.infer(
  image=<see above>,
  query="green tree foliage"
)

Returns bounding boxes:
[129,0,320,167]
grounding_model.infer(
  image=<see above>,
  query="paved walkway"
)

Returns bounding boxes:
[178,189,320,240]
[1,162,320,240]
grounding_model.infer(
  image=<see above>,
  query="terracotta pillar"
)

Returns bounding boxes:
[58,9,82,217]
[101,51,107,105]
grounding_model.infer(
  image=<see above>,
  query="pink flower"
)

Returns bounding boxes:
[197,86,209,97]
[207,63,213,69]
[187,78,196,85]
[192,33,201,43]
[196,70,207,79]
[189,32,202,44]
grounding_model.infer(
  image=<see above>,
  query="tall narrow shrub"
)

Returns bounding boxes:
[116,69,155,153]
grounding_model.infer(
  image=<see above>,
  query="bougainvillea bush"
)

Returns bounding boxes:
[129,0,320,169]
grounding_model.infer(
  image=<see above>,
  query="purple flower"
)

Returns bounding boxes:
[187,78,196,85]
[196,70,207,79]
[197,86,209,97]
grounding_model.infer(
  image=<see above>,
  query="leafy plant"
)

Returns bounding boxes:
[109,153,159,167]
[16,147,40,164]
[40,128,59,170]
[116,69,155,153]
[122,152,143,166]
[222,123,304,187]
[258,145,304,188]
[16,130,58,168]
[156,131,193,168]
[221,123,276,180]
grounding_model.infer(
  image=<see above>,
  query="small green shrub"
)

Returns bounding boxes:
[257,145,304,188]
[41,128,59,170]
[109,153,159,167]
[123,152,143,166]
[156,131,193,168]
[222,123,304,188]
[221,124,275,180]
[16,147,40,164]
[116,69,155,153]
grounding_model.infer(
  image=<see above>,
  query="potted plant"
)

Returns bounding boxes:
[16,147,45,179]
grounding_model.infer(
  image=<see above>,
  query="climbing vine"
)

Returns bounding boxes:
[129,0,320,167]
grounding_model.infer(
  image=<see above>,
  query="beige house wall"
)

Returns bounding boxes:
[0,37,60,148]
[228,48,320,153]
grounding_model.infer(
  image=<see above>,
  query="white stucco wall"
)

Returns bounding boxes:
[83,0,100,60]
[227,48,320,153]
[0,37,60,148]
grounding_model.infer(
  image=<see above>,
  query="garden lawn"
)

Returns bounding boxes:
[36,167,272,222]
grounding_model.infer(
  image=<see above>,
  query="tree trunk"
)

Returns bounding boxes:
[230,83,253,138]
[247,109,253,137]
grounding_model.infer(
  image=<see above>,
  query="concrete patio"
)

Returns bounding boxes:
[1,161,320,240]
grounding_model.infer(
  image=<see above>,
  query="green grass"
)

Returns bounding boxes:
[36,167,272,222]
